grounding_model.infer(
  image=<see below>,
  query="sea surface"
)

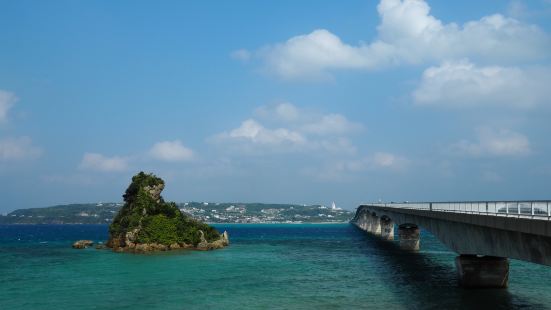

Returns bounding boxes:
[1,224,551,309]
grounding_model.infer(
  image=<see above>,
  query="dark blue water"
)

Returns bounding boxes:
[1,224,550,309]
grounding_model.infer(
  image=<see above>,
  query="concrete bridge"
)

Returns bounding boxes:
[351,201,551,288]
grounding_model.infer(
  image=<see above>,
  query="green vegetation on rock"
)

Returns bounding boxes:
[108,172,220,248]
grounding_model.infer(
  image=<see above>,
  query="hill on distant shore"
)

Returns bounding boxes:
[0,202,353,224]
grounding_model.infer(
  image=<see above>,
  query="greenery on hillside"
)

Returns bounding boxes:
[180,202,352,223]
[108,172,220,246]
[0,201,353,226]
[0,203,121,224]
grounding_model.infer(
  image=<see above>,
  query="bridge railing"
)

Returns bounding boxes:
[364,200,551,220]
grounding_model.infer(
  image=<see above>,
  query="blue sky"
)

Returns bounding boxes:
[1,0,551,212]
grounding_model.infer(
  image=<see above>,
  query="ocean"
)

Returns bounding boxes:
[1,223,550,309]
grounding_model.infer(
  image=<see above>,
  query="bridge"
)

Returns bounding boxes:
[351,201,551,288]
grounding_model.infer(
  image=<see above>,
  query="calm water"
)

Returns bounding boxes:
[1,224,551,309]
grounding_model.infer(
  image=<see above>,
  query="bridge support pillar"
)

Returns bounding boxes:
[370,214,381,236]
[398,224,420,251]
[364,212,371,231]
[359,212,368,230]
[380,217,394,240]
[455,255,509,288]
[365,213,372,232]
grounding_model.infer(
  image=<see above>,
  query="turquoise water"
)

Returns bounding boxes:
[1,224,551,309]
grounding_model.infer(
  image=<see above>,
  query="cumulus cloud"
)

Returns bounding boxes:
[0,90,17,123]
[255,102,362,134]
[238,0,550,79]
[219,118,306,146]
[0,136,42,161]
[301,114,363,135]
[255,29,388,79]
[255,102,300,122]
[316,138,357,155]
[373,0,548,63]
[149,140,194,162]
[211,103,362,154]
[79,153,128,172]
[450,128,531,157]
[413,60,551,107]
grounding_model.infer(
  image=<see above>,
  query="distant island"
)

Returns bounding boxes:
[105,172,228,252]
[1,199,353,225]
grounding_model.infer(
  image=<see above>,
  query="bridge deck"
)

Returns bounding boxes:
[353,200,551,265]
[365,200,551,220]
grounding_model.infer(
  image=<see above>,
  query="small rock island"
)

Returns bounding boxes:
[104,171,229,252]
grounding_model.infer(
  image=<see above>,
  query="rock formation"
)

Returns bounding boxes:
[72,240,94,249]
[105,171,229,252]
[196,230,230,250]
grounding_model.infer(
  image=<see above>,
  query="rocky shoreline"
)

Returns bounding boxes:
[72,240,94,249]
[73,230,229,252]
[106,230,229,252]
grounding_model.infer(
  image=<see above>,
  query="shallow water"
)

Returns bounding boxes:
[1,224,550,309]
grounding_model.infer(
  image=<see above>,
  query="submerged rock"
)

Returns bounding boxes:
[72,240,94,249]
[105,171,229,253]
[95,243,107,250]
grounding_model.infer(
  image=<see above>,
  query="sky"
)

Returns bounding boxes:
[1,0,551,212]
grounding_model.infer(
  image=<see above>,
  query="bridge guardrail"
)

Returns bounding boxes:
[362,201,551,220]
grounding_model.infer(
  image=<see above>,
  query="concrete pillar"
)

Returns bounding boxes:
[371,214,381,236]
[365,213,373,232]
[455,255,509,288]
[380,216,394,240]
[360,212,368,230]
[398,223,420,251]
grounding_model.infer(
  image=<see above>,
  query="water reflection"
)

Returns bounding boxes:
[353,227,544,309]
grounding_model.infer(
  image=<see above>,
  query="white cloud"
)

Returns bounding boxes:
[241,0,550,79]
[0,90,17,123]
[225,118,306,145]
[257,29,385,79]
[451,128,531,157]
[211,103,363,154]
[256,102,362,135]
[378,0,548,63]
[373,152,406,168]
[0,136,42,161]
[255,102,300,122]
[413,60,551,107]
[79,153,128,172]
[301,114,363,135]
[316,138,357,155]
[149,140,194,162]
[210,118,307,155]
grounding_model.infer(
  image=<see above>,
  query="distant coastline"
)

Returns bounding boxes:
[207,222,350,225]
[0,202,353,225]
[0,221,351,225]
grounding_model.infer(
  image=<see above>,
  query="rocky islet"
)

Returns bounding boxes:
[73,172,229,252]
